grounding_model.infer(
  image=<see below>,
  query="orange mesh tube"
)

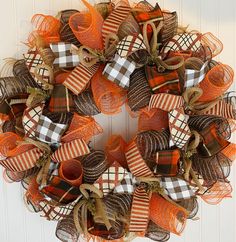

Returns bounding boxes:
[61,113,103,143]
[26,177,45,206]
[59,159,83,187]
[201,182,232,205]
[105,135,128,169]
[69,0,104,50]
[138,108,169,132]
[28,14,60,47]
[201,32,223,58]
[199,64,234,102]
[0,132,21,157]
[149,193,188,235]
[91,66,127,114]
[221,143,236,161]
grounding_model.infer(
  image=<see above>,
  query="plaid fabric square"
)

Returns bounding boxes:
[22,104,44,138]
[185,61,209,87]
[35,115,68,144]
[198,123,229,157]
[103,54,136,89]
[113,172,137,194]
[23,47,44,74]
[160,177,195,201]
[94,161,128,195]
[50,42,79,68]
[117,34,146,57]
[49,85,75,113]
[154,149,180,176]
[168,107,191,148]
[132,4,163,25]
[132,4,163,41]
[161,33,202,58]
[146,65,180,94]
[40,176,81,204]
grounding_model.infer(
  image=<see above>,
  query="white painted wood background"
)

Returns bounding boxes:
[0,0,235,242]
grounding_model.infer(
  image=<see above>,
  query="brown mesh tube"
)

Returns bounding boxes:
[177,197,199,219]
[61,113,102,143]
[138,108,169,132]
[146,221,170,242]
[127,67,152,112]
[56,213,79,242]
[69,0,104,50]
[199,64,234,102]
[81,151,109,184]
[149,193,188,235]
[91,66,127,115]
[73,89,101,116]
[105,135,128,169]
[201,182,232,205]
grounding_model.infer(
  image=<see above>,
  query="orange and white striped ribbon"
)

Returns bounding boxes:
[102,5,130,44]
[129,185,150,232]
[0,148,43,172]
[202,100,235,119]
[51,139,90,162]
[125,141,154,177]
[149,93,184,112]
[125,141,154,232]
[63,63,99,95]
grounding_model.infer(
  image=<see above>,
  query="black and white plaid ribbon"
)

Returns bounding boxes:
[185,61,209,87]
[113,172,137,194]
[103,54,136,89]
[35,115,68,144]
[50,42,80,68]
[160,177,195,201]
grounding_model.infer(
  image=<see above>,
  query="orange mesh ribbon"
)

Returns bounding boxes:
[91,66,126,114]
[199,64,234,102]
[150,193,188,235]
[105,135,128,169]
[28,14,60,47]
[61,113,102,143]
[201,182,232,205]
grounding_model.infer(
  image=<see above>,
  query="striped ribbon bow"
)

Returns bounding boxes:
[63,1,130,95]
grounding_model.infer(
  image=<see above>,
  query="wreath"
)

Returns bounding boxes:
[0,0,235,241]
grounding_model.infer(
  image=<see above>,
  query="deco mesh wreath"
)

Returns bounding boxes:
[0,0,236,241]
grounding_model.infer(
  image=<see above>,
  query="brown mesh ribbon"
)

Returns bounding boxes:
[73,90,101,116]
[192,152,231,187]
[43,111,73,125]
[5,167,40,183]
[127,67,152,112]
[88,193,132,240]
[136,130,170,160]
[145,221,170,242]
[81,151,110,184]
[56,213,79,242]
[177,197,199,219]
[161,11,178,44]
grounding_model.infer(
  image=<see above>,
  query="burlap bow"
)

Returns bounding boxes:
[73,184,111,235]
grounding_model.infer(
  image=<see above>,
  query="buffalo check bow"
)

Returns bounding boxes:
[149,93,191,149]
[50,42,80,68]
[160,177,195,201]
[103,34,147,89]
[185,61,209,88]
[63,5,130,95]
[35,115,68,144]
